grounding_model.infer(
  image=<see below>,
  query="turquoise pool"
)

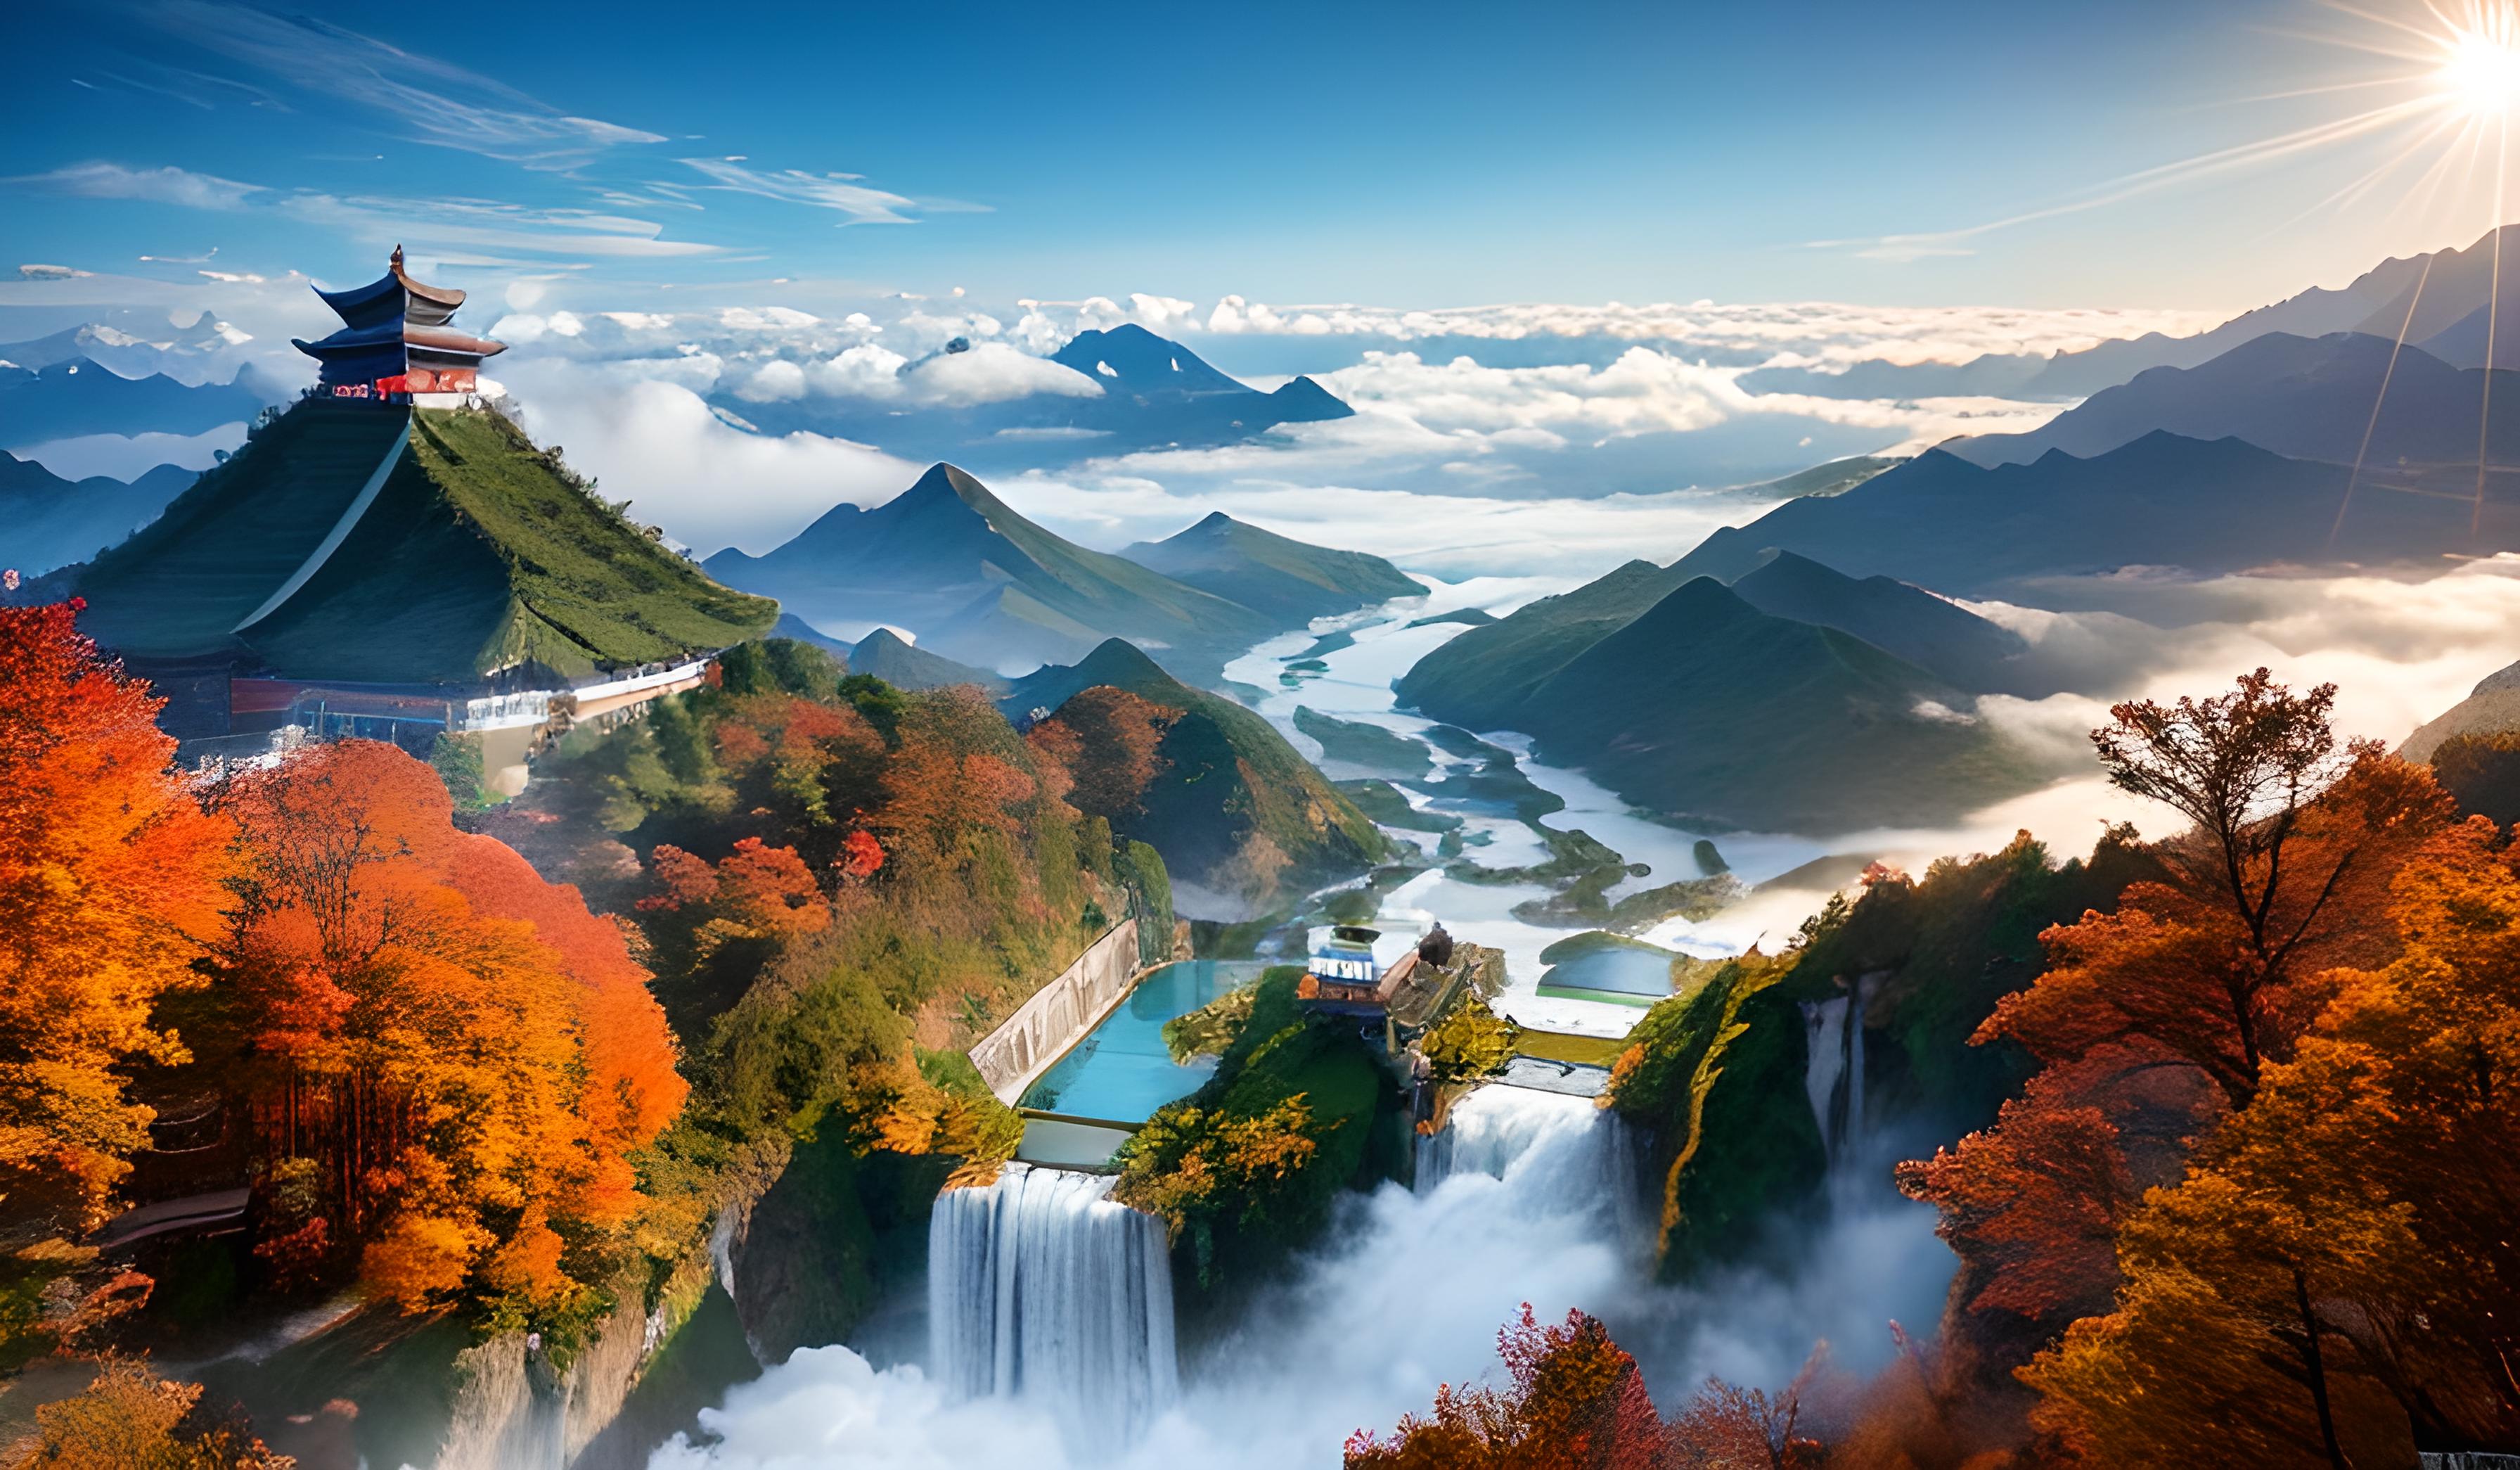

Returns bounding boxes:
[1016,959,1264,1123]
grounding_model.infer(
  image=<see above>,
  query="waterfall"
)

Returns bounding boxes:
[1415,1084,1602,1190]
[1416,1085,1654,1258]
[1846,972,1879,1153]
[927,1163,1178,1446]
[1802,976,1884,1177]
[1800,995,1851,1163]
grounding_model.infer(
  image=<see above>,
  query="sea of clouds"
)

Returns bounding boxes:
[0,264,2221,558]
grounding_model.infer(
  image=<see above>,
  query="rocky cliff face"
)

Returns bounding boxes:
[434,1294,650,1470]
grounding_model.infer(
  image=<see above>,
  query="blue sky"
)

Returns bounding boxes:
[3,0,2508,317]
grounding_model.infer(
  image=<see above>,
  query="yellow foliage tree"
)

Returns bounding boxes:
[7,1356,292,1469]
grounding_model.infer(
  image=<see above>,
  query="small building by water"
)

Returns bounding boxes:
[1297,923,1424,1015]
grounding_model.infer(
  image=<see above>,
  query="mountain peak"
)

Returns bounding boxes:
[1630,575,1759,634]
[1071,636,1174,684]
[905,461,994,504]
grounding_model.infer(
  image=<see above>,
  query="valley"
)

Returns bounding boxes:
[15,23,2520,1466]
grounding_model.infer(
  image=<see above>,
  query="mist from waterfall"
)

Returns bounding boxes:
[650,1081,1953,1468]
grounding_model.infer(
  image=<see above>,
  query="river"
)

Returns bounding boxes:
[1220,577,1840,1038]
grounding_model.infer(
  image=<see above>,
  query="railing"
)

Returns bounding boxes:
[458,689,553,731]
[968,920,1143,1104]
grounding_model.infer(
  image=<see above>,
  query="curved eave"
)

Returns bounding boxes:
[404,325,506,357]
[292,324,507,361]
[391,261,465,309]
[313,272,403,321]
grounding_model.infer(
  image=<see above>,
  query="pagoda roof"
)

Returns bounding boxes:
[291,320,507,362]
[309,246,468,328]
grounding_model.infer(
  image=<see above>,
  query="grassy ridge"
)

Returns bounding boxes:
[72,402,776,682]
[247,408,776,682]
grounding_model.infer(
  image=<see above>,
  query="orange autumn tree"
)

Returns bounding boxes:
[709,692,889,858]
[1346,1305,1668,1470]
[2027,815,2520,1462]
[1905,674,2456,1335]
[0,603,236,1237]
[214,740,683,1314]
[1991,672,2455,1111]
[1025,685,1176,819]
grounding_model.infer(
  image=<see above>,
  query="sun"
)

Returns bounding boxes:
[2440,6,2520,115]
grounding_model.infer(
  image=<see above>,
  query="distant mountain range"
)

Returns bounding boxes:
[1050,324,1353,430]
[705,464,1416,682]
[62,400,774,685]
[1007,637,1388,915]
[0,316,255,381]
[1738,454,1906,499]
[1667,431,2515,596]
[1730,551,2048,695]
[1742,225,2517,402]
[1396,574,2037,832]
[707,324,1351,468]
[0,357,264,451]
[1946,331,2520,469]
[0,452,198,575]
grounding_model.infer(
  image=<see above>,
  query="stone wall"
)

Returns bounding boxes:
[968,920,1141,1104]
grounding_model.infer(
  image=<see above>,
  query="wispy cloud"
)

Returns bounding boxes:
[6,161,263,210]
[677,157,928,225]
[283,193,724,259]
[149,1,664,168]
[88,59,287,112]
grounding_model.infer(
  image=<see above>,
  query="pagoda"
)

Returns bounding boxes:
[291,245,506,400]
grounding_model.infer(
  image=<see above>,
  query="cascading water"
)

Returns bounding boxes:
[1416,1084,1655,1259]
[927,1162,1178,1446]
[1800,994,1851,1163]
[1801,973,1884,1178]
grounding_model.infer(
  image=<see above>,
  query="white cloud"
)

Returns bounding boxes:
[496,366,918,553]
[1191,294,2220,369]
[6,162,262,211]
[17,264,94,281]
[733,358,806,402]
[995,465,1777,582]
[151,1,665,168]
[911,343,1101,407]
[13,421,247,481]
[282,193,719,260]
[678,157,922,225]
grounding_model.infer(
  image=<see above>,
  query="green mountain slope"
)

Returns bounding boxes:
[71,400,776,682]
[1008,639,1388,914]
[1119,511,1422,627]
[1418,578,2038,832]
[703,463,1278,680]
[72,400,416,658]
[1392,558,1689,731]
[1730,551,2043,695]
